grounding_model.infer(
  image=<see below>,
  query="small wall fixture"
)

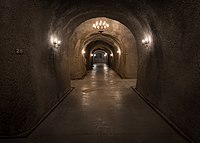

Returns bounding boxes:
[51,37,61,48]
[82,50,86,55]
[142,38,150,47]
[110,53,113,57]
[104,53,107,57]
[117,50,120,54]
[91,54,94,57]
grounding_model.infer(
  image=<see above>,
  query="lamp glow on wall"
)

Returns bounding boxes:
[51,36,61,48]
[82,49,86,55]
[142,36,151,48]
[104,53,107,57]
[110,53,113,57]
[117,49,121,54]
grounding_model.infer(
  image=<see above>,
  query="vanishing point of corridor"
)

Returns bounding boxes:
[0,64,189,143]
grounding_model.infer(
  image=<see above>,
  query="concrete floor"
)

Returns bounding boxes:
[0,64,189,143]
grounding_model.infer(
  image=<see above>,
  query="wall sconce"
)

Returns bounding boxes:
[91,54,93,57]
[51,37,61,48]
[104,53,107,57]
[82,50,86,55]
[57,40,61,46]
[110,53,113,57]
[117,50,120,54]
[142,38,150,47]
[54,40,61,47]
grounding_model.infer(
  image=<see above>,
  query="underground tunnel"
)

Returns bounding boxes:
[0,0,200,143]
[69,17,137,79]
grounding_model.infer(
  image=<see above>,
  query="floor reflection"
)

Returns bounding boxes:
[73,63,136,109]
[0,65,188,143]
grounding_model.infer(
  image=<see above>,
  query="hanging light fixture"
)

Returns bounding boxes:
[93,20,109,33]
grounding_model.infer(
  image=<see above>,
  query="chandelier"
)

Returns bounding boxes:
[93,20,110,31]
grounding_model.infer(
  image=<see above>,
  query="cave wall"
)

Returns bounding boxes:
[0,0,71,136]
[136,1,200,142]
[118,25,137,79]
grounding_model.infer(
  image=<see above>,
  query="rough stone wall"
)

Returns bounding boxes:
[136,1,200,142]
[0,0,36,135]
[0,0,70,136]
[119,26,137,79]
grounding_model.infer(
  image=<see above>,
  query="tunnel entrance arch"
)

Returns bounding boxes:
[69,17,138,79]
[48,0,154,88]
[85,40,115,71]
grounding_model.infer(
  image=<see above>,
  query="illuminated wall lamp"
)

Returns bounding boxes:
[117,50,120,54]
[52,38,61,48]
[57,40,61,46]
[110,53,113,57]
[82,50,86,55]
[91,54,94,57]
[142,38,150,47]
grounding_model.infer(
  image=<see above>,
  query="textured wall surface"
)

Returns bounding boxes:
[136,1,200,142]
[0,0,71,136]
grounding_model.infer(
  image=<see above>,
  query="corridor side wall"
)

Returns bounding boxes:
[136,1,200,142]
[0,0,71,136]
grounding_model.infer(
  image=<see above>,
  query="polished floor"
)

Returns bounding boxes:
[0,64,189,143]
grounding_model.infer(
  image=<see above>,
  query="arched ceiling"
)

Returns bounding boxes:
[45,0,155,46]
[86,40,114,55]
[93,50,107,55]
[69,17,137,60]
[83,33,121,52]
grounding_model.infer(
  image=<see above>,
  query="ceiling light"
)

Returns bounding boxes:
[93,20,109,33]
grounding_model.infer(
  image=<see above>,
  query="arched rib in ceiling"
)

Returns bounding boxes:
[49,1,153,46]
[93,50,107,55]
[86,40,114,55]
[83,33,122,52]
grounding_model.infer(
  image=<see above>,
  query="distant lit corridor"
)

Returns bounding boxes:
[0,64,189,143]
